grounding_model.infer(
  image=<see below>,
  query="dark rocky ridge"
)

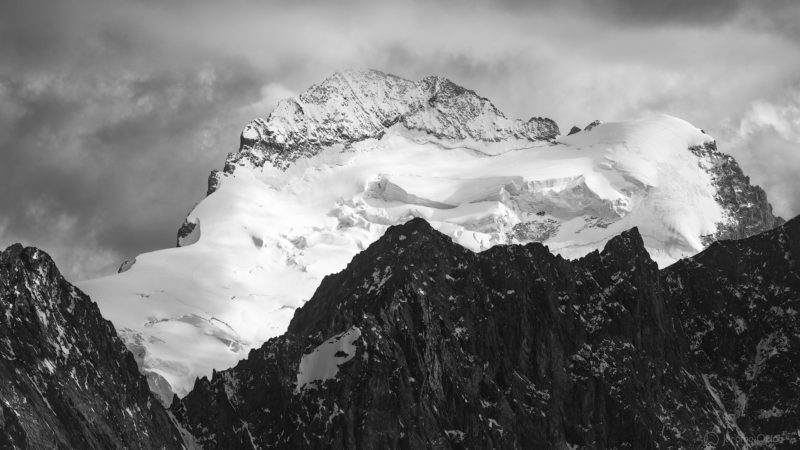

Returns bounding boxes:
[173,216,800,448]
[0,244,187,449]
[663,215,800,446]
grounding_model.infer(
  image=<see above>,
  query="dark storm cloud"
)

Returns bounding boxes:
[1,0,799,280]
[500,0,792,28]
[566,0,745,25]
[0,0,269,277]
[0,64,265,276]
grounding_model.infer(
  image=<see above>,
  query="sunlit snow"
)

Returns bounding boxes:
[78,114,722,399]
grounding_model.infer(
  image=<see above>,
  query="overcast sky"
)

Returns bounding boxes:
[1,0,799,281]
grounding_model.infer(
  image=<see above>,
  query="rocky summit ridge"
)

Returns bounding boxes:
[223,69,559,174]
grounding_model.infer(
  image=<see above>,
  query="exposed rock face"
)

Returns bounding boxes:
[176,218,200,247]
[567,125,581,135]
[690,141,784,244]
[0,245,186,449]
[663,216,800,447]
[207,169,222,196]
[229,70,560,171]
[117,257,136,273]
[584,120,601,131]
[173,216,800,448]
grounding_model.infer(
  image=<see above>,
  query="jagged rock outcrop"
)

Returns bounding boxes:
[117,258,136,273]
[664,216,800,447]
[690,141,784,244]
[584,120,601,131]
[207,169,222,196]
[173,216,800,448]
[567,125,582,135]
[176,218,200,247]
[229,70,560,171]
[0,244,187,449]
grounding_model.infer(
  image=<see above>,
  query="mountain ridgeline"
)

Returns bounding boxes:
[228,70,560,173]
[172,216,800,449]
[0,245,188,448]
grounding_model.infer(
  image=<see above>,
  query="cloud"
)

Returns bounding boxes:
[738,93,800,142]
[0,56,267,279]
[0,0,799,280]
[719,88,800,218]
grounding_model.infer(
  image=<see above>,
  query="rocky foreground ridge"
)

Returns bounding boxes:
[3,215,797,448]
[172,215,800,449]
[0,245,188,449]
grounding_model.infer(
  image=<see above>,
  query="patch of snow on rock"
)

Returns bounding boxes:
[295,326,362,393]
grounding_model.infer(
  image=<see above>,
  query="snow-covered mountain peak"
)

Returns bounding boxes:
[237,69,559,169]
[79,72,781,403]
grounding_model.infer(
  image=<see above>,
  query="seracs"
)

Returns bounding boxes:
[78,69,780,402]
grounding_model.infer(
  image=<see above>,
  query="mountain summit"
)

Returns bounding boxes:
[234,69,559,169]
[77,70,781,401]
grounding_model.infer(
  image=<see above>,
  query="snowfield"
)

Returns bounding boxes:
[73,55,727,402]
[78,110,724,401]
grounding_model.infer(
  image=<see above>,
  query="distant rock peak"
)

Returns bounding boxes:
[584,119,601,131]
[234,69,559,171]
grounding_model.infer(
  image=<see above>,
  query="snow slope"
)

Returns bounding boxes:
[295,326,362,393]
[76,70,764,402]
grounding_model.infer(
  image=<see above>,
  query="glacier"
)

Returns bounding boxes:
[76,70,779,402]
